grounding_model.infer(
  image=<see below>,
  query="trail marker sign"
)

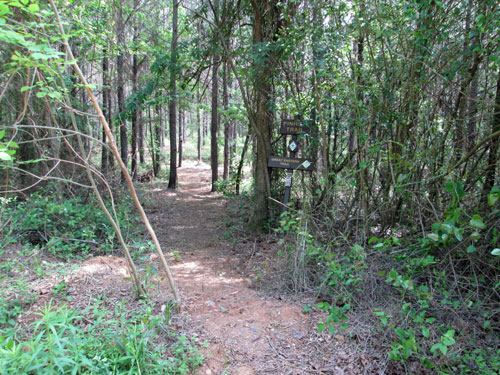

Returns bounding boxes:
[267,156,314,171]
[268,117,315,212]
[280,118,307,135]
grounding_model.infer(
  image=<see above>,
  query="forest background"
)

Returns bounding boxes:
[0,0,499,374]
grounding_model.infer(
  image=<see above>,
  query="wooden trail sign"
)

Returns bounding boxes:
[269,117,315,212]
[280,118,307,135]
[267,156,314,171]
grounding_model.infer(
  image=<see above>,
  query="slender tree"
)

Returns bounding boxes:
[168,0,178,189]
[116,0,127,182]
[178,108,183,168]
[101,49,109,175]
[223,60,230,180]
[211,54,219,192]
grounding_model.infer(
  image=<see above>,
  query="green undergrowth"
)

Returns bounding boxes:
[1,188,140,259]
[0,297,204,375]
[275,183,500,374]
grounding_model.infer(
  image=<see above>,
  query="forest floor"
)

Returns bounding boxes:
[6,160,381,374]
[139,160,373,375]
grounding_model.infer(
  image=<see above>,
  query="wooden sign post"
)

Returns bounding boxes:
[268,117,314,212]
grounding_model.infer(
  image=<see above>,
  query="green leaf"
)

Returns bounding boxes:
[489,194,498,206]
[36,91,47,98]
[0,151,11,161]
[422,327,430,338]
[488,187,499,206]
[431,343,447,355]
[317,322,325,333]
[28,3,40,12]
[0,129,5,139]
[466,245,476,253]
[442,330,455,346]
[0,3,10,16]
[32,52,49,60]
[469,215,486,229]
[427,233,439,242]
[444,181,454,194]
[491,248,500,256]
[317,302,330,311]
[7,2,23,8]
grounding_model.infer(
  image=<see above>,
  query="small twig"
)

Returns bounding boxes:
[268,196,294,211]
[56,237,100,245]
[266,335,287,359]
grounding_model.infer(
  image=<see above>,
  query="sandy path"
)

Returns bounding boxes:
[145,162,318,375]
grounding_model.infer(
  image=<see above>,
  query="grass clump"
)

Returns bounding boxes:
[0,299,204,375]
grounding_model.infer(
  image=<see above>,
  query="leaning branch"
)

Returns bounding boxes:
[49,0,180,304]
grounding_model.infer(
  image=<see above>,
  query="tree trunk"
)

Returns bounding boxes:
[223,60,230,180]
[235,133,251,195]
[138,110,145,164]
[197,88,202,163]
[116,0,127,182]
[178,109,183,168]
[483,68,500,198]
[101,51,109,175]
[168,0,178,189]
[131,44,139,179]
[467,73,479,152]
[211,55,219,192]
[153,106,162,177]
[247,0,278,230]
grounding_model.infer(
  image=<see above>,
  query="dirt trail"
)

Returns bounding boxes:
[144,162,333,375]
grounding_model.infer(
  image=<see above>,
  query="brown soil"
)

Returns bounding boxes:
[142,161,368,374]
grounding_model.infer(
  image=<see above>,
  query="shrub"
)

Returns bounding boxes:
[3,191,138,258]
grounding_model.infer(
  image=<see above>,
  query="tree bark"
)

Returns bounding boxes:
[131,43,139,179]
[168,0,178,189]
[197,88,202,163]
[223,60,230,180]
[211,55,219,192]
[101,51,109,175]
[178,108,183,168]
[116,0,127,182]
[247,0,277,230]
[152,106,161,177]
[483,68,500,198]
[235,132,251,195]
[138,110,145,164]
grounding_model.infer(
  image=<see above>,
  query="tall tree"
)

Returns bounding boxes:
[247,0,279,229]
[197,88,202,163]
[101,49,110,175]
[116,0,127,182]
[178,108,183,168]
[131,28,139,179]
[222,60,230,180]
[210,54,219,192]
[483,67,500,198]
[168,0,179,189]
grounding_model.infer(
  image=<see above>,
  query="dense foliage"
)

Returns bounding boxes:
[0,0,499,373]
